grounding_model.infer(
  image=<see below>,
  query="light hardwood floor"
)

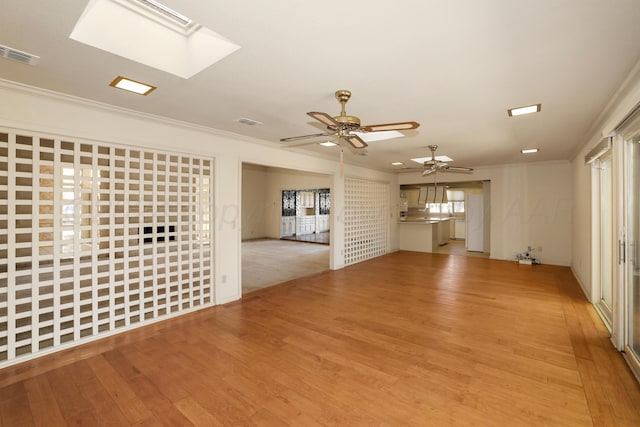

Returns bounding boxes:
[1,251,639,426]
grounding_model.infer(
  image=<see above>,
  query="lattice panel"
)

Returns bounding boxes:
[0,130,214,364]
[344,177,388,266]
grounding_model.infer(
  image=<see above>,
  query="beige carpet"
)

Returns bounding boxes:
[242,239,330,294]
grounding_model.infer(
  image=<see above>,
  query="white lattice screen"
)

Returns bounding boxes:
[0,130,214,365]
[344,177,389,265]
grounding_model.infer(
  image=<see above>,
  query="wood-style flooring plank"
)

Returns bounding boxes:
[0,251,639,425]
[23,375,66,427]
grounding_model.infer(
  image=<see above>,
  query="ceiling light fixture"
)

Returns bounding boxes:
[508,104,541,117]
[521,148,539,154]
[109,76,156,95]
[391,162,404,166]
[320,141,337,147]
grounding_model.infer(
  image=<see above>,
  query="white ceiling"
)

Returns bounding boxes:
[2,0,640,172]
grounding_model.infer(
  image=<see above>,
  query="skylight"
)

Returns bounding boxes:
[352,130,404,143]
[70,0,240,79]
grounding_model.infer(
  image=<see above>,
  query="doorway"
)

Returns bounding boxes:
[596,151,614,327]
[241,163,331,294]
[400,180,491,258]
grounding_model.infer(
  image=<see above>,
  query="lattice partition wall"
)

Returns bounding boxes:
[0,130,214,365]
[344,177,389,265]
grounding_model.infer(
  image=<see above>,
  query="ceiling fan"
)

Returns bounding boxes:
[280,90,420,152]
[421,145,474,176]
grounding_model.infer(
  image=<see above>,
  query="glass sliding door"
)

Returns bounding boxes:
[625,135,640,376]
[598,152,614,325]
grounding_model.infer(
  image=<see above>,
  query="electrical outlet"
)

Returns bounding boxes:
[537,246,542,252]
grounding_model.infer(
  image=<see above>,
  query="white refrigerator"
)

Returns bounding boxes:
[466,194,484,252]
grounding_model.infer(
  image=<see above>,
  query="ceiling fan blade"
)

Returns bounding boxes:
[342,134,368,149]
[360,121,420,132]
[280,131,334,142]
[422,165,437,176]
[308,111,341,128]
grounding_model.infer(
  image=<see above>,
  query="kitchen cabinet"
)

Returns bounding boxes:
[455,219,466,239]
[280,217,295,237]
[316,215,330,233]
[436,218,451,246]
[296,216,316,235]
[398,218,450,252]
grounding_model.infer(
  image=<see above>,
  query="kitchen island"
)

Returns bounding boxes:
[398,217,451,253]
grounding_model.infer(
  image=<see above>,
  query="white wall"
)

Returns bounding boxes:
[0,80,398,304]
[399,161,573,266]
[241,164,267,240]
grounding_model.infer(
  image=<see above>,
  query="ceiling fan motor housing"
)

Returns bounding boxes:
[329,115,361,131]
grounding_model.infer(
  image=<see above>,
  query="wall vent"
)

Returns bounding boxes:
[0,44,40,65]
[235,117,263,126]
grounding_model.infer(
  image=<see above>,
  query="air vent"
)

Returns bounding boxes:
[0,44,40,65]
[235,117,263,126]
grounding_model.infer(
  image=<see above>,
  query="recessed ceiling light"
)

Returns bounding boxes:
[521,148,539,154]
[320,141,337,147]
[508,104,541,117]
[109,76,156,95]
[391,162,404,166]
[411,155,452,164]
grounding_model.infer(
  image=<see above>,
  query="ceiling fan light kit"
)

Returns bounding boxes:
[281,89,419,153]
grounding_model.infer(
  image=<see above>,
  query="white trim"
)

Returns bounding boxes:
[571,265,591,301]
[0,78,275,149]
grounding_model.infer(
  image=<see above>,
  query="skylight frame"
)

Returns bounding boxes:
[70,0,241,79]
[114,0,199,35]
[135,0,192,26]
